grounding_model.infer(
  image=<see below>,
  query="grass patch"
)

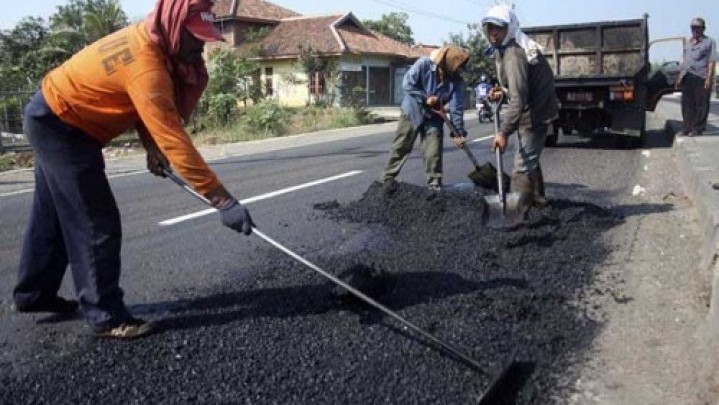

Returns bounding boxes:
[0,151,34,171]
[197,106,381,145]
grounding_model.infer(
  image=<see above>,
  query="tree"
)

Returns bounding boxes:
[83,0,128,43]
[200,48,262,126]
[50,0,90,53]
[363,12,414,45]
[447,23,493,86]
[0,16,51,89]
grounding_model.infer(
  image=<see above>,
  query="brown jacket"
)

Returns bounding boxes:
[495,40,558,136]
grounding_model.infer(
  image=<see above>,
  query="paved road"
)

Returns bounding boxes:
[0,111,674,402]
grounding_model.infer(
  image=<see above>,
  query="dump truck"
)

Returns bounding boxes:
[524,15,680,147]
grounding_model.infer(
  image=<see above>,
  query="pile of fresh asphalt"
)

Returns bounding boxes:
[1,182,622,404]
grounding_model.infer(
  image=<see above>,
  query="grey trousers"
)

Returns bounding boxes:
[513,113,548,174]
[381,114,443,186]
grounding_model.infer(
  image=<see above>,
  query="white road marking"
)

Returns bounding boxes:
[0,170,150,197]
[158,170,364,226]
[471,135,494,143]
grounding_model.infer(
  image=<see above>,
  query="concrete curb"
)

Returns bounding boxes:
[670,120,719,328]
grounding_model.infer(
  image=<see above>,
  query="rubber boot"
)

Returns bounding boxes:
[532,166,548,208]
[507,172,534,230]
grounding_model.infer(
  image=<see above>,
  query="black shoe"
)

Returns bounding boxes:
[94,317,157,340]
[14,296,79,314]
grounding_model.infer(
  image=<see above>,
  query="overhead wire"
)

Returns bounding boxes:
[366,0,473,26]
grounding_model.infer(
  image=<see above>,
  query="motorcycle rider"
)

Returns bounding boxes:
[475,75,493,121]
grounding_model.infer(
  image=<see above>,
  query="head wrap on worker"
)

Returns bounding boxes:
[430,45,470,77]
[145,0,224,121]
[481,4,543,65]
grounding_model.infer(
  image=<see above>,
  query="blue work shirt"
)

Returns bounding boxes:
[400,56,467,137]
[681,35,717,80]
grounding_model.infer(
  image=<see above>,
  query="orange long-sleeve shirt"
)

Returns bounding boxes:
[42,21,220,195]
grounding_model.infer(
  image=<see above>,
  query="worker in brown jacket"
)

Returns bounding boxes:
[482,4,558,228]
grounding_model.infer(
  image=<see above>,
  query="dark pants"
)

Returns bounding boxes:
[14,91,130,329]
[681,72,709,134]
[381,114,443,187]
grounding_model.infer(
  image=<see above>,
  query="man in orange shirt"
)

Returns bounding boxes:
[13,0,253,339]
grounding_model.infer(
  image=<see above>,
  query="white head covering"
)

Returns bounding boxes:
[482,4,543,65]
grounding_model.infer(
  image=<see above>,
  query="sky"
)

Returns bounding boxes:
[1,0,717,63]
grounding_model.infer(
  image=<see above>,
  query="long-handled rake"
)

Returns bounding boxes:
[162,168,517,402]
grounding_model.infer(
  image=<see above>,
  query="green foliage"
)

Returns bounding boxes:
[241,99,288,136]
[0,94,29,135]
[0,17,51,87]
[298,45,335,77]
[0,0,129,90]
[244,26,271,43]
[83,0,128,43]
[362,12,414,45]
[447,23,493,86]
[201,48,262,127]
[204,93,239,127]
[298,45,339,106]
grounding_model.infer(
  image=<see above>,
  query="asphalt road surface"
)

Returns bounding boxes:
[0,114,669,403]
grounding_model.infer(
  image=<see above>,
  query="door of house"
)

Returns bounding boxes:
[368,67,391,106]
[393,67,408,105]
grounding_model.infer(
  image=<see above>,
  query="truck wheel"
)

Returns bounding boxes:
[545,126,559,147]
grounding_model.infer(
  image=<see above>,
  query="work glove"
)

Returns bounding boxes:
[220,199,255,235]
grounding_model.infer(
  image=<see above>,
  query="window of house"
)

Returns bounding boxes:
[309,71,325,95]
[264,67,273,96]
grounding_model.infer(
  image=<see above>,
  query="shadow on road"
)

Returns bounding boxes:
[148,272,528,332]
[550,126,674,151]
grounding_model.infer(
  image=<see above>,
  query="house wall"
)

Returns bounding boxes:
[259,56,416,107]
[260,60,311,107]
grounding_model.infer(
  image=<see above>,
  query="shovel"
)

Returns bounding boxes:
[481,98,524,229]
[432,108,499,190]
[433,106,520,227]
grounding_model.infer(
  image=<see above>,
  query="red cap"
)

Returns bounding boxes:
[185,10,224,42]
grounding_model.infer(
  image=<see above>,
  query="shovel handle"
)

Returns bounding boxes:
[491,95,507,214]
[432,108,481,167]
[463,145,481,167]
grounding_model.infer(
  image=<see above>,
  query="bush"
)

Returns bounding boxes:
[204,94,238,128]
[241,99,288,136]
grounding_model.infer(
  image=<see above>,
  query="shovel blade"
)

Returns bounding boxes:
[482,192,524,231]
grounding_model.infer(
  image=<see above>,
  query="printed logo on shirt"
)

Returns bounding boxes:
[98,36,135,75]
[200,12,215,23]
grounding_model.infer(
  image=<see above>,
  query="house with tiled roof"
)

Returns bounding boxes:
[211,0,434,107]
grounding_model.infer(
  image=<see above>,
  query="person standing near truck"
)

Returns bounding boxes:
[482,4,558,228]
[677,17,717,136]
[12,0,254,340]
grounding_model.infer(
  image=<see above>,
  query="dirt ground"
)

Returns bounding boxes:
[561,137,719,404]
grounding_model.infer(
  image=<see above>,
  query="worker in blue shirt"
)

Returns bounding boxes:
[380,45,469,193]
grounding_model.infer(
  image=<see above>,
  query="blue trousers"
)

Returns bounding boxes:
[13,91,130,329]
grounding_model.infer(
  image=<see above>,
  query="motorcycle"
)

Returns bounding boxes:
[477,99,493,123]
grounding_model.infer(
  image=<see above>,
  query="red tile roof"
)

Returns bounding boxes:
[258,15,343,57]
[257,13,425,60]
[214,0,300,21]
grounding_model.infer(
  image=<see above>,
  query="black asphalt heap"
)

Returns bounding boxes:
[1,182,622,404]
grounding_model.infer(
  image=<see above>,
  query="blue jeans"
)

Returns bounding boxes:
[13,91,130,330]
